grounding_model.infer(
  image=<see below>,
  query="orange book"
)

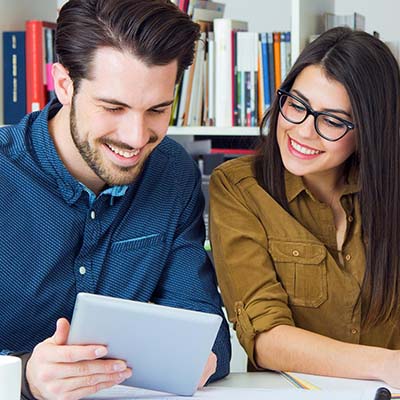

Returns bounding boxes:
[26,20,56,113]
[273,32,281,89]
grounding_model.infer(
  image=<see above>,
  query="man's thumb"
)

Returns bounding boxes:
[52,318,70,345]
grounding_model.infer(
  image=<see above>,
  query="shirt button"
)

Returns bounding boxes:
[345,254,351,261]
[90,211,96,220]
[351,328,358,335]
[292,250,300,257]
[348,216,354,222]
[79,266,86,275]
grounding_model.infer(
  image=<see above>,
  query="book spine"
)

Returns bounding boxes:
[280,32,287,82]
[207,32,215,126]
[260,32,271,110]
[44,27,56,101]
[3,31,26,124]
[267,33,276,102]
[26,21,46,113]
[273,31,281,90]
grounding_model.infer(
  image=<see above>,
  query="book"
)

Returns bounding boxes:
[236,32,258,127]
[324,12,366,31]
[25,20,57,113]
[267,32,276,102]
[260,33,271,112]
[273,32,281,90]
[3,31,26,125]
[214,18,248,127]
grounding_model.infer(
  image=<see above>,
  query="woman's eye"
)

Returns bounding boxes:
[289,101,306,112]
[324,117,345,128]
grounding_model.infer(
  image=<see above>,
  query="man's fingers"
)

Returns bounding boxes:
[46,344,109,363]
[47,369,132,395]
[51,359,129,379]
[198,353,217,389]
[52,318,71,345]
[47,379,118,400]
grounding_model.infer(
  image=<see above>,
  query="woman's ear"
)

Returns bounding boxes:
[52,63,74,105]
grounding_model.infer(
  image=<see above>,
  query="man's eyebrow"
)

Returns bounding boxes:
[292,89,352,119]
[95,97,175,109]
[95,97,131,108]
[149,100,175,109]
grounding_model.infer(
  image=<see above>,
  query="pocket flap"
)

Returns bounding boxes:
[269,240,326,264]
[111,233,165,253]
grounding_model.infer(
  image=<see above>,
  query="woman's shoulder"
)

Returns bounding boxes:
[212,155,256,185]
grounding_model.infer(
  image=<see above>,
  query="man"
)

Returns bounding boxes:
[0,0,230,399]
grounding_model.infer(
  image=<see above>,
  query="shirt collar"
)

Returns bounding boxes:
[31,100,129,206]
[285,163,360,204]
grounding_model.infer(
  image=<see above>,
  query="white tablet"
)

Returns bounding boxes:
[67,293,222,396]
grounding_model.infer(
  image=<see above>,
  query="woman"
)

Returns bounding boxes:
[209,27,400,386]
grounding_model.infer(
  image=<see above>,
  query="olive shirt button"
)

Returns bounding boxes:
[292,250,300,257]
[348,216,354,222]
[345,254,352,261]
[351,328,358,335]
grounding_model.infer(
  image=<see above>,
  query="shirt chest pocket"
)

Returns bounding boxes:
[110,233,165,254]
[269,240,328,308]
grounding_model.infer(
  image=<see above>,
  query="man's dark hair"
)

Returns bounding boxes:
[55,0,200,90]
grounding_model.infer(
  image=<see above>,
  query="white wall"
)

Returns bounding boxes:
[335,0,400,42]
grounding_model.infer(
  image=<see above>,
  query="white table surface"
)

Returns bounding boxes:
[210,371,292,388]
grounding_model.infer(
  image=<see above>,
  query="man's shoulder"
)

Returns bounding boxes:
[212,155,256,185]
[0,113,37,156]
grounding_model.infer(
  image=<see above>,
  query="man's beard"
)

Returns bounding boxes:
[69,98,157,187]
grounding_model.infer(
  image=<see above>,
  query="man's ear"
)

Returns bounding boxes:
[52,63,74,105]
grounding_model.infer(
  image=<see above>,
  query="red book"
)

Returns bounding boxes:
[25,20,56,113]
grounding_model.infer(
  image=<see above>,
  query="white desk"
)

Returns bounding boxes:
[211,371,292,389]
[85,372,396,399]
[212,372,396,393]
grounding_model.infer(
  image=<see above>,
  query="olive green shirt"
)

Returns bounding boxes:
[209,156,400,368]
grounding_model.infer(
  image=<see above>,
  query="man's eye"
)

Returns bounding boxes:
[150,108,167,114]
[103,107,122,113]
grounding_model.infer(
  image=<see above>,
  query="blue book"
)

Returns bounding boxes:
[267,32,276,102]
[260,33,271,110]
[3,31,26,125]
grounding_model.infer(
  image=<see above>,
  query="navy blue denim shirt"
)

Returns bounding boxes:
[0,101,230,381]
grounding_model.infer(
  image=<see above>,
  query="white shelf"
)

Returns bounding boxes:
[167,126,259,136]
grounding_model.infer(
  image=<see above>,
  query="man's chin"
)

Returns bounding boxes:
[102,165,144,187]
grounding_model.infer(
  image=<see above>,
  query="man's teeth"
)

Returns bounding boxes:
[291,139,321,155]
[108,144,140,158]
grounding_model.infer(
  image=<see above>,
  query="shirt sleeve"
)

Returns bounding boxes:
[209,167,295,368]
[152,164,231,382]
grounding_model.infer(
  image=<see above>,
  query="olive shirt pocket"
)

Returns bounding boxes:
[269,240,328,308]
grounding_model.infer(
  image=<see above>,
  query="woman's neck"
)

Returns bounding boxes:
[302,166,346,206]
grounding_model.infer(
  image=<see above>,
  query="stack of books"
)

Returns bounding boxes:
[169,9,292,129]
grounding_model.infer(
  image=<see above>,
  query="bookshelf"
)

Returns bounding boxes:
[167,0,335,138]
[0,0,57,125]
[0,0,334,130]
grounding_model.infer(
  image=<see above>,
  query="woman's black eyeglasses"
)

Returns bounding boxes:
[277,89,355,142]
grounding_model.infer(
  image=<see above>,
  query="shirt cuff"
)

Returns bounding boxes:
[234,301,295,369]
